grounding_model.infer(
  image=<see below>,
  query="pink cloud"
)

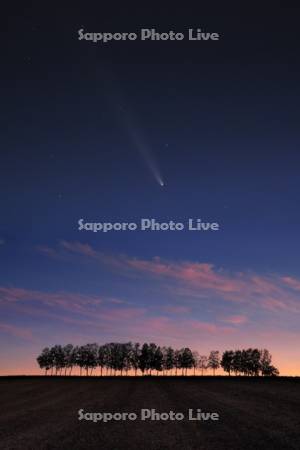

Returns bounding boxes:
[221,315,248,325]
[98,307,147,322]
[0,287,148,331]
[0,284,236,345]
[0,322,33,341]
[261,298,290,311]
[163,305,191,314]
[124,316,234,344]
[59,240,98,258]
[281,276,300,291]
[120,259,300,314]
[0,286,153,339]
[0,287,103,314]
[38,241,300,314]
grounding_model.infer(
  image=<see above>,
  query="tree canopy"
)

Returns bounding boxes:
[37,343,279,377]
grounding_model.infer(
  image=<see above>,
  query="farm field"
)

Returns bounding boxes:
[0,376,299,450]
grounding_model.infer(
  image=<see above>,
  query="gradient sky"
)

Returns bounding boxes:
[1,5,300,375]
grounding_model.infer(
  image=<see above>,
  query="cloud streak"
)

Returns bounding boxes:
[0,285,235,345]
[39,241,300,314]
[0,322,34,341]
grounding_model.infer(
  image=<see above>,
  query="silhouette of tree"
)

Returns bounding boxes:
[69,345,79,376]
[139,343,150,374]
[260,349,279,376]
[153,346,163,375]
[208,350,220,375]
[179,348,194,375]
[98,345,107,376]
[192,351,199,376]
[37,347,52,375]
[37,343,279,377]
[50,345,65,375]
[130,342,141,376]
[164,347,175,375]
[77,343,98,376]
[148,343,158,375]
[261,364,279,376]
[198,355,208,376]
[232,350,243,375]
[174,349,181,376]
[108,342,125,375]
[62,344,74,376]
[116,342,132,375]
[222,348,280,376]
[246,349,261,376]
[221,350,234,376]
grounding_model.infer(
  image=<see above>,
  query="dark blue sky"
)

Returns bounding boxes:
[1,4,300,374]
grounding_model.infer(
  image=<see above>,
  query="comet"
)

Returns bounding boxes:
[128,127,164,187]
[110,94,164,186]
[104,76,164,186]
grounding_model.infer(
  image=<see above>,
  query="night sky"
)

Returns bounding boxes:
[1,4,300,375]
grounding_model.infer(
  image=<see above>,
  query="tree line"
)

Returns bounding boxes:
[37,343,279,377]
[37,342,279,376]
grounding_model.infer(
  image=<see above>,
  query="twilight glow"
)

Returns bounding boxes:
[1,26,300,376]
[1,241,300,375]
